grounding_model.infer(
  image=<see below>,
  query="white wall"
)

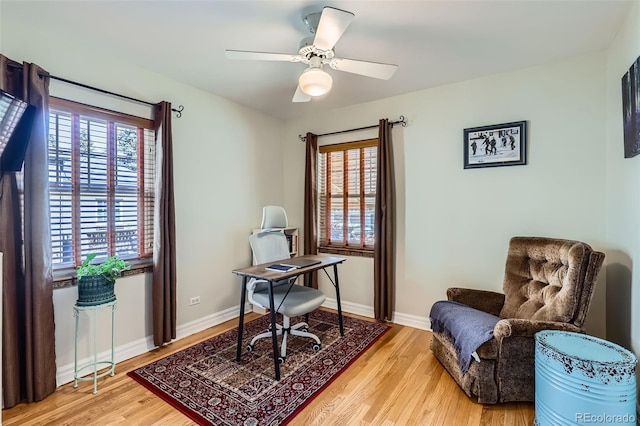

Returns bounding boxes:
[604,0,640,412]
[1,18,285,384]
[284,51,609,335]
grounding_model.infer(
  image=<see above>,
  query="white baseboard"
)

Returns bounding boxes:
[175,304,250,341]
[56,303,252,387]
[322,298,431,330]
[56,300,430,387]
[322,297,375,319]
[392,311,431,331]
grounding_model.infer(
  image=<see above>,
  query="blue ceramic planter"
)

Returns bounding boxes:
[77,275,116,307]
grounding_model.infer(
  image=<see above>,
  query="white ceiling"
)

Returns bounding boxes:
[4,0,633,120]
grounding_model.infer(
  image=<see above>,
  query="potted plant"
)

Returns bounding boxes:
[76,253,130,306]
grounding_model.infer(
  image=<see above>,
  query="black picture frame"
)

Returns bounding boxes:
[622,55,640,158]
[463,121,527,169]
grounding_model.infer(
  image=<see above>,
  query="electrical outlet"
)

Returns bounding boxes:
[189,296,200,306]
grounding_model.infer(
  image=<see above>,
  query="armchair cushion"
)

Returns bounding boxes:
[430,301,500,373]
[493,318,582,341]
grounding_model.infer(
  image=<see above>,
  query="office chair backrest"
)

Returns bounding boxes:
[250,231,291,264]
[260,205,288,229]
[249,231,292,293]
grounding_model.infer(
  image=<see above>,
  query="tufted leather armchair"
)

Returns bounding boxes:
[429,237,605,404]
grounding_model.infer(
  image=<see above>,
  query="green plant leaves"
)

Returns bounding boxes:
[77,254,131,284]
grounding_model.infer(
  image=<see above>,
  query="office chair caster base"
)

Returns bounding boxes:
[278,356,285,364]
[247,344,254,352]
[312,344,321,352]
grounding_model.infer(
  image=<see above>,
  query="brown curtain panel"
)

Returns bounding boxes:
[0,55,56,407]
[374,119,395,321]
[303,132,319,289]
[152,101,177,347]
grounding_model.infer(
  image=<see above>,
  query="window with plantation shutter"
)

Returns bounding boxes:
[318,138,377,254]
[48,98,155,271]
[0,92,28,152]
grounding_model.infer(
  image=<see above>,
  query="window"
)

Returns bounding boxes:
[0,91,28,152]
[48,98,156,271]
[318,138,377,253]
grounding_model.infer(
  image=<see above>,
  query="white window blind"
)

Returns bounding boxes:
[48,98,156,269]
[318,138,377,250]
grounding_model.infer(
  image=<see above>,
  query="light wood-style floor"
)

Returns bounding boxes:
[2,310,534,425]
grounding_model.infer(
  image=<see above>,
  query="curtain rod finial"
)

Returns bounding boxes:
[299,134,306,142]
[172,105,184,118]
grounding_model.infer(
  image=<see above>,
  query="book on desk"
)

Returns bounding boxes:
[265,263,297,272]
[265,258,322,272]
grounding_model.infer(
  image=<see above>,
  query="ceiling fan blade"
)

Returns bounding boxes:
[313,7,355,51]
[292,85,311,103]
[329,58,398,80]
[225,50,302,62]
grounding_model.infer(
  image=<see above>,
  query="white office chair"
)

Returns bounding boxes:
[247,206,325,361]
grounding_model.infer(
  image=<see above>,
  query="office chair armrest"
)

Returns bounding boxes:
[247,278,265,307]
[247,277,295,308]
[447,287,505,316]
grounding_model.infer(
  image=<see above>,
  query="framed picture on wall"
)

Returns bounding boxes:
[622,55,640,158]
[463,121,527,169]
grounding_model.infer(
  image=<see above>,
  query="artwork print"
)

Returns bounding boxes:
[463,121,526,169]
[622,55,640,158]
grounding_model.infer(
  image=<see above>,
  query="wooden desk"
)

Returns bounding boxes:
[232,254,346,380]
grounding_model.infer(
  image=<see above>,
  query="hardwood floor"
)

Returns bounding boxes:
[2,311,534,425]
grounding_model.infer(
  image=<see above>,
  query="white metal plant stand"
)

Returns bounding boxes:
[73,300,116,394]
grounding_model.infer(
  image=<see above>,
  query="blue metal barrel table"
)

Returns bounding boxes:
[535,330,637,426]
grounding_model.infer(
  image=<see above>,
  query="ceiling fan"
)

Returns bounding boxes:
[225,6,398,103]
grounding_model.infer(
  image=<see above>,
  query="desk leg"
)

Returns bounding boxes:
[267,280,281,380]
[236,276,247,362]
[333,264,344,336]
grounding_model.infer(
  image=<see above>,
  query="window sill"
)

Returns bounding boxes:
[318,246,374,258]
[52,259,153,290]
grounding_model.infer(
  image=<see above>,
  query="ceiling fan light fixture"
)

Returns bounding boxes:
[298,67,333,96]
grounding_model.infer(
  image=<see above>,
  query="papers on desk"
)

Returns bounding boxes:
[265,263,298,272]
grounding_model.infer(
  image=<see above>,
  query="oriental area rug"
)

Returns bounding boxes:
[128,310,390,425]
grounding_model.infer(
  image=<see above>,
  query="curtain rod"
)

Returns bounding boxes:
[298,116,406,142]
[6,62,184,118]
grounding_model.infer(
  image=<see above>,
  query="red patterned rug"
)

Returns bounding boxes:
[128,310,389,425]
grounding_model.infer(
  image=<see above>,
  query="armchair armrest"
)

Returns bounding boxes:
[493,319,583,341]
[447,287,505,317]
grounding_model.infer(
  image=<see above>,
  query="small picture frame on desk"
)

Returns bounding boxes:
[464,121,527,169]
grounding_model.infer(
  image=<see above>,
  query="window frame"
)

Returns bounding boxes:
[48,97,156,283]
[317,138,378,257]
